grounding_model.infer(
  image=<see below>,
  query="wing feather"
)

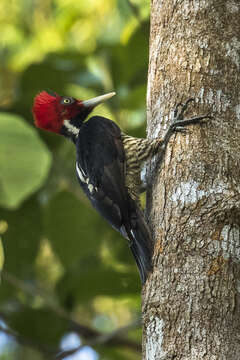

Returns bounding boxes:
[76,116,129,232]
[76,116,153,283]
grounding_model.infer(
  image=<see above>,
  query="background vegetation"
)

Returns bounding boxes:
[0,0,150,359]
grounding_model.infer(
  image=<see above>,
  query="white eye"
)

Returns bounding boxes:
[61,97,75,105]
[63,98,71,104]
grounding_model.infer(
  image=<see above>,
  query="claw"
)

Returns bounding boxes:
[173,114,211,128]
[174,126,188,133]
[162,99,212,147]
[184,98,195,106]
[171,97,212,130]
[174,102,183,118]
[174,98,195,121]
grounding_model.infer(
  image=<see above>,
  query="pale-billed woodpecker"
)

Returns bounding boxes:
[32,91,210,284]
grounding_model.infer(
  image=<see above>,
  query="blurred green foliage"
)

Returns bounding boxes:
[0,113,51,209]
[0,0,150,359]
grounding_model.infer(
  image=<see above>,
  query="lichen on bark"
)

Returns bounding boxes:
[142,0,240,359]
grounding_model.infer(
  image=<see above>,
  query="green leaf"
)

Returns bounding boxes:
[8,306,67,347]
[0,197,42,277]
[56,255,140,305]
[119,85,146,110]
[45,191,105,267]
[99,21,149,87]
[0,113,51,209]
[97,345,141,360]
[17,53,99,106]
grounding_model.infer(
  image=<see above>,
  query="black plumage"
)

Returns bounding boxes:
[33,90,211,285]
[75,116,153,284]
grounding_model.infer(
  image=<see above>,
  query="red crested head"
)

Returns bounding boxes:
[32,91,84,133]
[32,90,116,134]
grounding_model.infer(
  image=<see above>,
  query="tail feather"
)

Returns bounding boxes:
[129,231,152,284]
[125,204,153,284]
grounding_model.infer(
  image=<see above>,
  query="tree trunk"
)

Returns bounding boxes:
[142,0,240,359]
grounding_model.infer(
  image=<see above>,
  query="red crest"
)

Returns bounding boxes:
[32,91,63,133]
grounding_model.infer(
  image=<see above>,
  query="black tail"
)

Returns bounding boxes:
[125,203,153,284]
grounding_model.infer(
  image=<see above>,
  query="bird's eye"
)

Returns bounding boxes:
[61,97,75,105]
[63,98,71,104]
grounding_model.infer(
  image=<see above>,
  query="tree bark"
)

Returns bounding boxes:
[142,0,240,359]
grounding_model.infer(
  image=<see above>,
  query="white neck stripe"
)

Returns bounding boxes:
[63,120,79,136]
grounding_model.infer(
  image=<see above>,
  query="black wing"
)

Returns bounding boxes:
[76,116,129,232]
[76,116,152,283]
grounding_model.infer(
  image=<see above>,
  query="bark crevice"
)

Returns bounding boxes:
[143,0,240,359]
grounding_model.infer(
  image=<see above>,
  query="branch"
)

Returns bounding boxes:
[56,320,141,359]
[2,271,141,354]
[0,323,56,359]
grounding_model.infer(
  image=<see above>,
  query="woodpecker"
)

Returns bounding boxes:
[33,91,210,284]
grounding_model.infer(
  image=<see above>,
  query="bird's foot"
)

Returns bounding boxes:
[170,98,212,132]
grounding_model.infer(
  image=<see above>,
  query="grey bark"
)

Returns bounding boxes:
[142,0,240,359]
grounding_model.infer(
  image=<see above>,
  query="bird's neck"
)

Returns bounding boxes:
[60,109,92,142]
[61,119,81,142]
